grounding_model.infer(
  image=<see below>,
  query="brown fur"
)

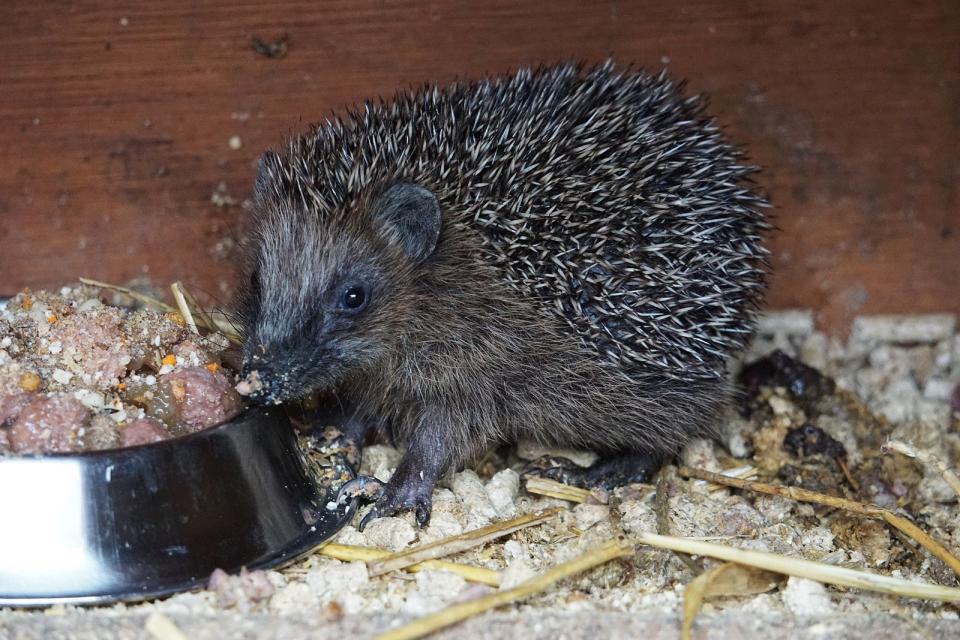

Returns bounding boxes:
[240,175,726,471]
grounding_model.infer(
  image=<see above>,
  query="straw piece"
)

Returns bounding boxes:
[690,464,758,493]
[656,468,702,573]
[524,476,591,503]
[682,562,782,640]
[879,511,960,577]
[82,276,241,344]
[178,285,242,344]
[201,312,243,344]
[173,281,242,344]
[177,282,213,334]
[678,466,884,516]
[680,553,717,640]
[169,282,199,335]
[375,540,633,640]
[835,456,861,492]
[636,532,960,602]
[699,563,781,598]
[368,508,563,577]
[320,543,500,587]
[883,440,960,499]
[79,277,175,312]
[144,612,189,640]
[678,466,960,579]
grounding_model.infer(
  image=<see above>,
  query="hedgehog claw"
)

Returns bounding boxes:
[357,478,434,531]
[337,475,385,505]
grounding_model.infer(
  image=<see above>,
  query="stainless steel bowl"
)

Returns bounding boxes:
[0,407,357,606]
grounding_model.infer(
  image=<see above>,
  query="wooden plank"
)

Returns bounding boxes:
[0,1,958,333]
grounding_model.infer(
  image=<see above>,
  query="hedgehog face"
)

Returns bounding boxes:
[239,176,442,404]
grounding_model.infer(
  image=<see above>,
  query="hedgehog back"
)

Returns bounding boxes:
[272,62,770,381]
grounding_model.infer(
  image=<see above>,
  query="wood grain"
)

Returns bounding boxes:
[1,1,958,333]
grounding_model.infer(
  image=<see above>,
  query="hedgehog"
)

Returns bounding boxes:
[236,61,770,529]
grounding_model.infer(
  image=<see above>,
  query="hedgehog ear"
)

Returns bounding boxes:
[371,183,442,262]
[255,151,280,198]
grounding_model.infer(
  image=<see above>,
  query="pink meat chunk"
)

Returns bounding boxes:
[119,417,171,447]
[159,367,242,432]
[51,307,132,384]
[8,393,91,454]
[0,393,31,427]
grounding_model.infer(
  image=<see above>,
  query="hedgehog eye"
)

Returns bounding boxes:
[340,285,368,311]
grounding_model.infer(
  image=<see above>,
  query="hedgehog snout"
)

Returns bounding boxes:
[239,349,287,406]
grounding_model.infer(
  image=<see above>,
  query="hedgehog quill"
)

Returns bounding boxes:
[235,62,770,529]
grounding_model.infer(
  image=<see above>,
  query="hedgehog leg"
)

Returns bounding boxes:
[524,451,665,490]
[327,413,374,472]
[356,424,454,530]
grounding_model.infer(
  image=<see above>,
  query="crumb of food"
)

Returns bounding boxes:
[18,372,41,393]
[84,414,119,450]
[235,370,263,396]
[161,354,177,367]
[166,312,186,327]
[205,362,220,372]
[208,567,275,611]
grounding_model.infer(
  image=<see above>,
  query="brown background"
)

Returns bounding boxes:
[1,1,958,334]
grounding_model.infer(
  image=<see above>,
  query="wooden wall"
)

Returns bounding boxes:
[1,1,958,334]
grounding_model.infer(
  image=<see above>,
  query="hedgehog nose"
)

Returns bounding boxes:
[239,352,285,406]
[242,346,268,371]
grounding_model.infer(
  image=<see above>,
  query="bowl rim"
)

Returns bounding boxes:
[1,406,266,460]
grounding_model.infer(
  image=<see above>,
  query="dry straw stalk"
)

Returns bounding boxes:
[368,508,563,577]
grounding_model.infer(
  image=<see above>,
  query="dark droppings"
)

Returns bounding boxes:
[783,423,847,460]
[738,349,837,415]
[252,34,289,59]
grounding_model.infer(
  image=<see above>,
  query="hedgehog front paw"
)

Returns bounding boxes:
[357,476,433,531]
[337,474,386,505]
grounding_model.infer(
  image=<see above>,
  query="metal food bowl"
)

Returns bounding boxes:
[0,407,357,607]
